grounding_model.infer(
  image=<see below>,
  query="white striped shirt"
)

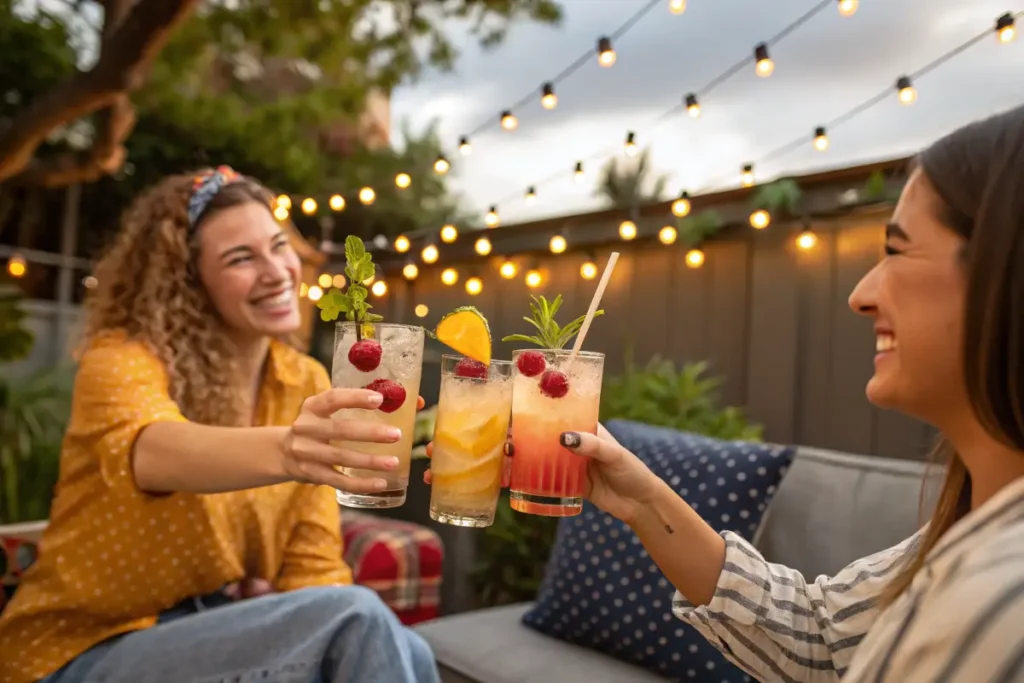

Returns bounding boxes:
[673,475,1024,682]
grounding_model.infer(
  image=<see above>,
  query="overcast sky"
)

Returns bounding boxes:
[390,0,1024,226]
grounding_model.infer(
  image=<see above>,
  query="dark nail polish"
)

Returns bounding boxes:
[503,442,515,457]
[560,432,581,448]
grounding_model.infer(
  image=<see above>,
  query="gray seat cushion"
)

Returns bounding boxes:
[753,446,938,579]
[415,603,668,683]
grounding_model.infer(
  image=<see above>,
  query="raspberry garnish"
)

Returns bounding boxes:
[348,340,382,372]
[516,351,547,377]
[538,369,569,399]
[454,358,488,379]
[365,378,407,413]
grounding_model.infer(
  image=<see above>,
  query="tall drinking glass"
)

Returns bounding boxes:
[332,321,424,508]
[509,349,604,516]
[429,356,514,527]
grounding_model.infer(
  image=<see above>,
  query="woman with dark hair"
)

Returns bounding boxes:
[0,167,439,683]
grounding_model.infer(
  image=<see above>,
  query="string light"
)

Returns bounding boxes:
[318,273,333,288]
[685,93,701,118]
[597,36,616,66]
[485,206,500,228]
[741,164,755,187]
[475,236,493,256]
[273,206,289,221]
[415,304,429,317]
[329,194,346,211]
[332,274,346,288]
[459,136,472,155]
[624,131,637,157]
[465,277,483,295]
[82,275,98,289]
[896,76,917,105]
[422,244,439,264]
[441,268,459,286]
[671,192,691,217]
[307,285,324,301]
[619,220,637,240]
[440,224,458,243]
[403,263,419,280]
[996,13,1016,43]
[277,195,292,210]
[813,126,830,151]
[573,162,585,184]
[541,83,558,110]
[394,235,410,253]
[371,280,388,297]
[669,0,686,15]
[359,187,376,205]
[685,248,705,268]
[499,259,517,278]
[501,111,518,131]
[525,268,543,288]
[796,228,819,251]
[6,254,26,278]
[659,225,678,245]
[525,187,537,205]
[750,209,771,229]
[301,198,317,215]
[394,173,411,189]
[837,0,857,17]
[754,43,774,77]
[299,283,309,297]
[549,235,567,254]
[580,258,598,280]
[433,156,450,175]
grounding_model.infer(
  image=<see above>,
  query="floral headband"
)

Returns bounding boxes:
[188,165,241,229]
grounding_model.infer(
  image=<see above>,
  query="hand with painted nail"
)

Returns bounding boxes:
[558,423,660,525]
[282,388,416,493]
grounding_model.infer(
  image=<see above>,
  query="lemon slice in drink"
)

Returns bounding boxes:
[435,306,491,365]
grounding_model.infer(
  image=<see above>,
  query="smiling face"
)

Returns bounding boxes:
[195,200,302,341]
[848,168,969,426]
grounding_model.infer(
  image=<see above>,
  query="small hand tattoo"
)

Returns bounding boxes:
[560,432,581,448]
[665,524,675,534]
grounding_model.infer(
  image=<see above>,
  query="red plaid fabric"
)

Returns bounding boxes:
[341,511,443,626]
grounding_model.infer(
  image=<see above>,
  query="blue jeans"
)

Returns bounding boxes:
[39,585,439,683]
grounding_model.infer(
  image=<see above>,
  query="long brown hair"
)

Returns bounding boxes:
[83,170,276,427]
[883,104,1024,602]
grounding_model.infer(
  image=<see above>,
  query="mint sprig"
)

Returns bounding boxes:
[316,235,383,325]
[501,294,603,349]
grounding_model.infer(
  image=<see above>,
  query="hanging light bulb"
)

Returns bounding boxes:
[624,131,637,157]
[301,198,317,215]
[540,82,558,110]
[671,191,691,217]
[458,136,472,155]
[685,93,701,118]
[6,254,27,278]
[813,126,830,151]
[525,269,543,288]
[499,259,517,279]
[896,76,917,105]
[573,161,585,184]
[525,187,537,205]
[415,304,429,318]
[659,226,678,245]
[307,285,324,301]
[475,236,492,256]
[796,228,819,251]
[485,206,499,228]
[754,43,774,77]
[359,187,376,205]
[750,209,771,229]
[549,235,567,254]
[329,194,346,211]
[500,110,518,131]
[394,173,411,189]
[996,13,1016,43]
[433,156,450,175]
[333,274,346,289]
[685,248,705,268]
[403,263,419,280]
[741,164,755,187]
[440,224,458,243]
[394,235,410,253]
[277,195,292,210]
[619,220,637,240]
[597,36,616,67]
[371,280,388,297]
[318,273,333,288]
[422,244,439,264]
[82,275,98,289]
[580,259,598,280]
[441,268,459,286]
[669,0,686,15]
[465,277,483,296]
[273,205,290,221]
[837,0,857,17]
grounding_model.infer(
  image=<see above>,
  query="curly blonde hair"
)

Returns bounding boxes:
[83,170,276,427]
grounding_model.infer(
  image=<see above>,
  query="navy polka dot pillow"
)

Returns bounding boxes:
[522,420,795,682]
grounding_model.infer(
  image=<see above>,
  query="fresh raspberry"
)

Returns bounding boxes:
[538,369,569,399]
[364,378,406,413]
[516,351,547,377]
[454,358,488,379]
[348,340,382,372]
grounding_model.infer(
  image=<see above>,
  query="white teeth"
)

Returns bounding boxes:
[876,335,896,352]
[256,291,293,308]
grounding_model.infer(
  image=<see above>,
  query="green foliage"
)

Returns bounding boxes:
[677,210,723,249]
[594,146,669,209]
[471,499,558,607]
[411,405,437,460]
[751,178,803,216]
[862,170,903,203]
[316,235,382,323]
[0,283,34,363]
[501,294,603,349]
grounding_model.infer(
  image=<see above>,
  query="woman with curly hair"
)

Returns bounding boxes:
[0,166,439,683]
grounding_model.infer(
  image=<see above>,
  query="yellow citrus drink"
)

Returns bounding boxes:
[429,356,513,527]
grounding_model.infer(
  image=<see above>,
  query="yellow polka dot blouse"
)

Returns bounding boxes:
[0,333,352,683]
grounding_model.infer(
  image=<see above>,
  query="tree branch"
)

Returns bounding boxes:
[0,0,201,186]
